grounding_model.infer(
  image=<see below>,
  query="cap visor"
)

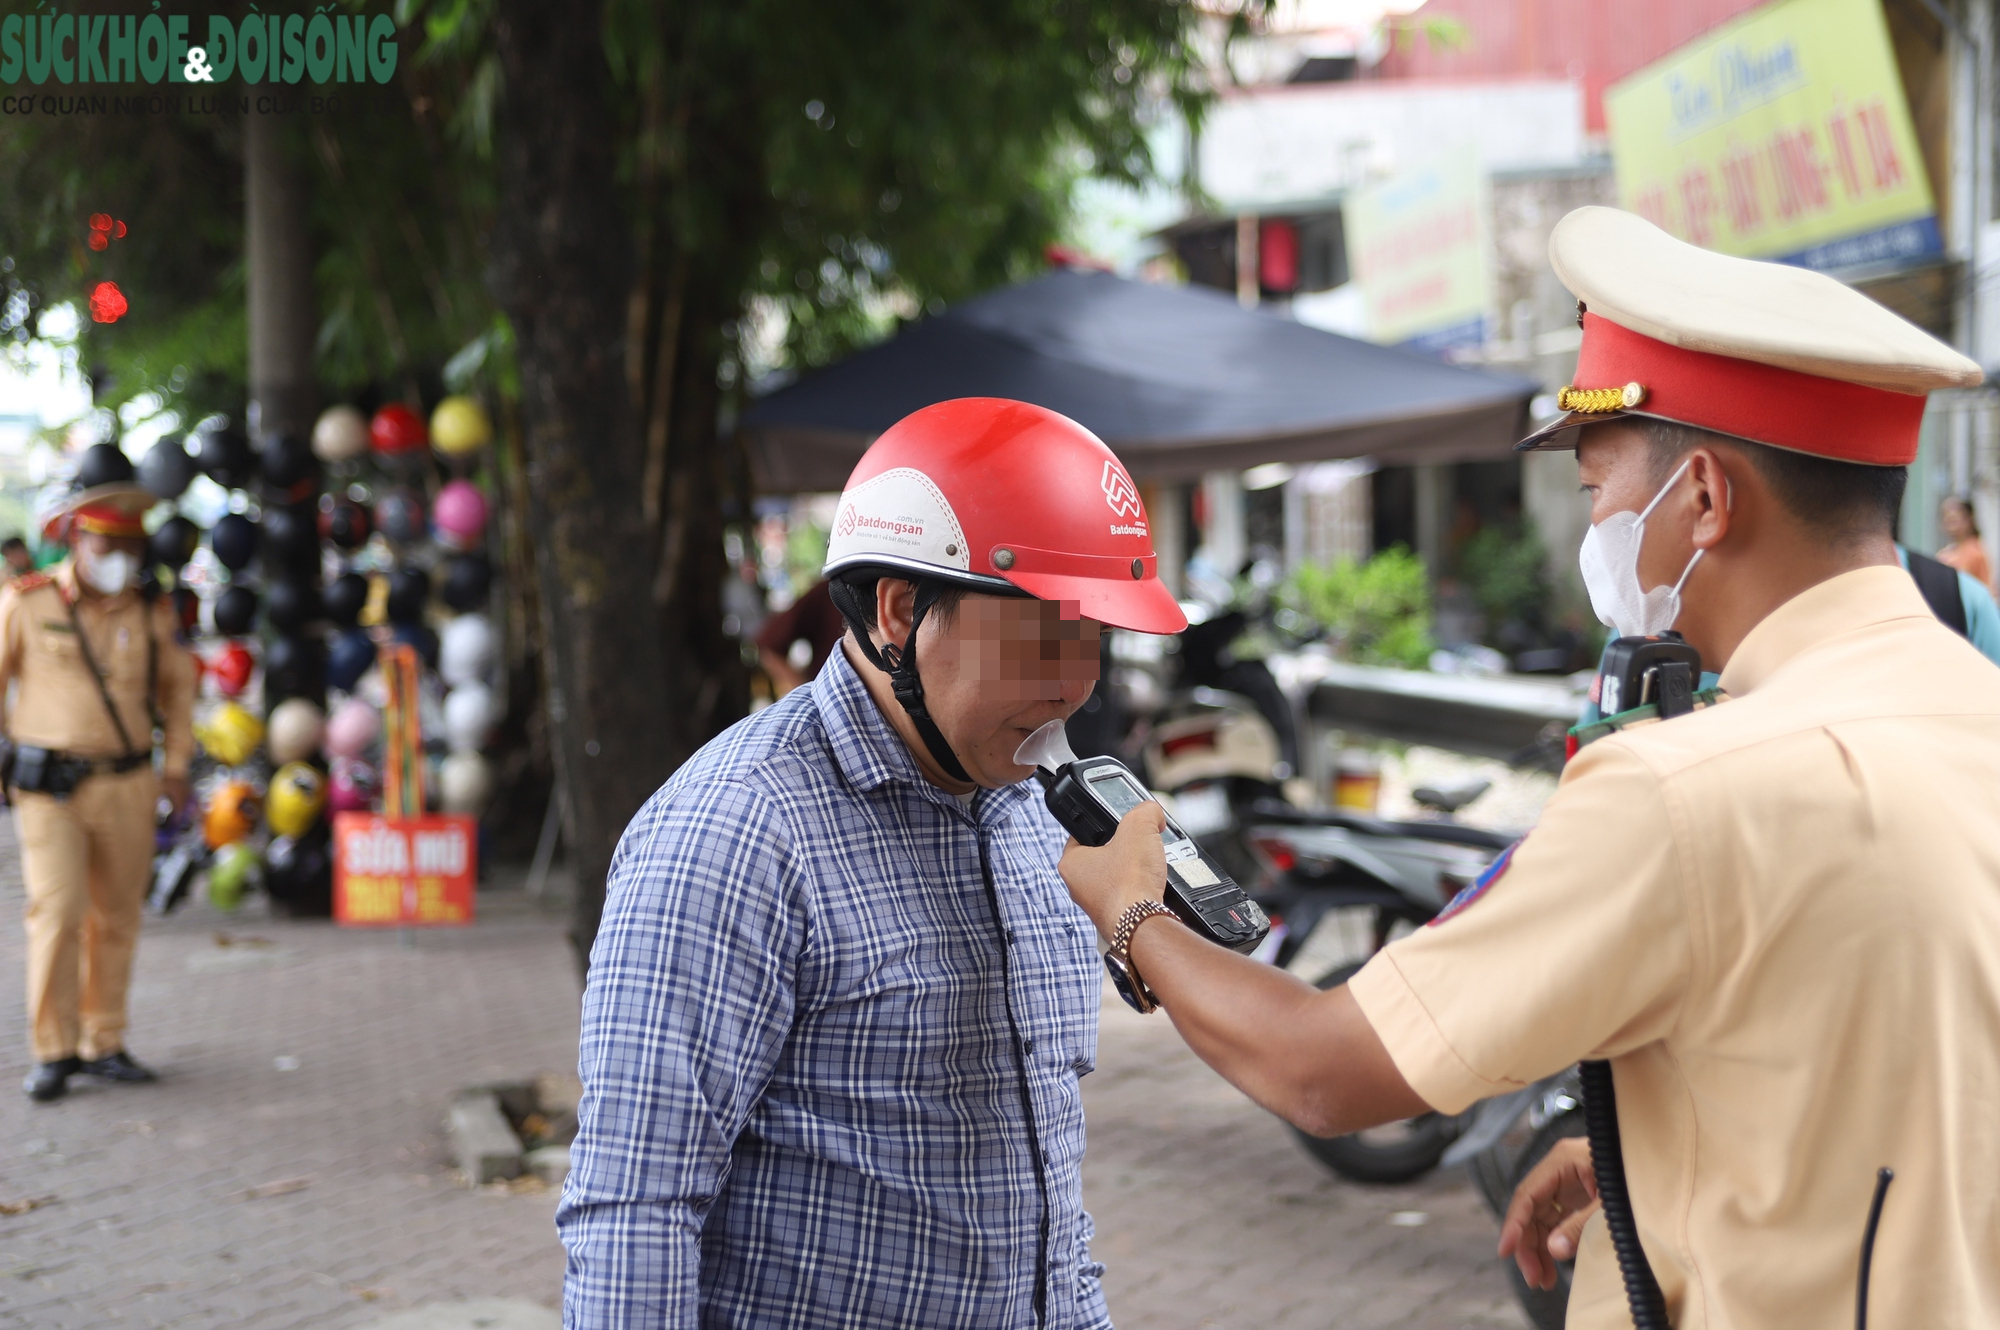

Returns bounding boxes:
[1514,409,1628,452]
[1004,570,1188,635]
[60,483,158,517]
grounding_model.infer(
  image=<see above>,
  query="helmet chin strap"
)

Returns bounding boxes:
[829,577,973,785]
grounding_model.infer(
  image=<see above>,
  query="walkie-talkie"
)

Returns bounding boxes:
[1574,631,1707,1330]
[1598,632,1701,719]
[1017,720,1270,954]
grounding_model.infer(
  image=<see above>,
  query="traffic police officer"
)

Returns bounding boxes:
[1057,207,2000,1328]
[2,445,194,1102]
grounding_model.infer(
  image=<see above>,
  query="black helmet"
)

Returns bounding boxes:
[210,512,259,571]
[259,503,319,570]
[259,432,317,491]
[385,566,431,625]
[138,435,196,500]
[265,577,323,634]
[193,422,255,491]
[440,553,493,612]
[212,584,260,636]
[76,441,137,489]
[323,571,369,628]
[148,515,202,569]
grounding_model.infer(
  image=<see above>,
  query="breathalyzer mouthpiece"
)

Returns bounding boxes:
[1014,718,1078,774]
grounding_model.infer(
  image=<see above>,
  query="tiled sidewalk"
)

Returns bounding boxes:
[0,814,1522,1329]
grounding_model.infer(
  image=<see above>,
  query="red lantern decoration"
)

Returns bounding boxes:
[370,403,429,455]
[89,281,128,324]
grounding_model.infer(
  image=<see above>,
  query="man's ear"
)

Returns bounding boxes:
[874,579,917,650]
[1688,447,1735,551]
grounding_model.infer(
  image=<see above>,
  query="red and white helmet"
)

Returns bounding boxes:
[821,398,1186,635]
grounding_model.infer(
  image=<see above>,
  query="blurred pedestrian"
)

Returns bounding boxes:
[751,577,844,696]
[1936,494,1991,588]
[1,445,195,1103]
[2,537,32,582]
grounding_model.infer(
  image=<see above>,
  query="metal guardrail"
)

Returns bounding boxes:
[1305,662,1586,762]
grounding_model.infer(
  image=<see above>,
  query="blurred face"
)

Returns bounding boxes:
[1941,499,1974,543]
[3,546,30,573]
[879,587,1102,788]
[72,530,146,595]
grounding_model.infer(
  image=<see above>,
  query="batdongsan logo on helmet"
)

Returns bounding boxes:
[1101,460,1148,537]
[1101,462,1143,518]
[824,468,970,572]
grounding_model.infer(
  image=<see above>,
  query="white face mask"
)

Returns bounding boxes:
[79,548,136,596]
[1577,459,1708,639]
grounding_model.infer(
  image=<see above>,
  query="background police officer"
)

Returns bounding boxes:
[1058,208,2000,1328]
[2,444,194,1102]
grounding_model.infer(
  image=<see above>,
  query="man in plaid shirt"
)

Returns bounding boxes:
[558,401,1189,1328]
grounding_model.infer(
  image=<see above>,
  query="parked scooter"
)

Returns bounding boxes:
[1241,782,1513,1182]
[1446,1067,1586,1330]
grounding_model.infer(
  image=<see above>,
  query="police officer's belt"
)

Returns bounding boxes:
[7,746,151,798]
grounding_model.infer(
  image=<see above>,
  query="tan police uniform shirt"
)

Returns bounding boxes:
[0,560,196,777]
[1350,565,2000,1330]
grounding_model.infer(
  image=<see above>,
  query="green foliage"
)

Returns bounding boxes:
[1457,519,1548,633]
[0,0,1227,420]
[1281,546,1434,669]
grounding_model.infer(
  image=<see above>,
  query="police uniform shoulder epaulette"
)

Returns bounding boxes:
[8,572,55,595]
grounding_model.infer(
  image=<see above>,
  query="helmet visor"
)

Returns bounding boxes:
[1003,568,1187,635]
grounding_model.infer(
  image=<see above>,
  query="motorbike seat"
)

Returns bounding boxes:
[1411,778,1491,815]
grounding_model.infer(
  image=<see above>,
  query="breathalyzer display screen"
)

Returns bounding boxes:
[1086,769,1187,847]
[1087,771,1148,819]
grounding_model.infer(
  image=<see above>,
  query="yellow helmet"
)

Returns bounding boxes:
[267,762,328,838]
[430,396,493,456]
[203,781,262,849]
[195,701,265,767]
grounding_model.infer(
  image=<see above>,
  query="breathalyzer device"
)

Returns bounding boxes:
[1016,720,1270,953]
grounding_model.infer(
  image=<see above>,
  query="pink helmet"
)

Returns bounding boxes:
[432,480,488,551]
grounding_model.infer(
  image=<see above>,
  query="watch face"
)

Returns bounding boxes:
[1103,952,1155,1014]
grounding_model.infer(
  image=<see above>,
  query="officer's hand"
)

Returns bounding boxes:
[162,773,192,813]
[1058,803,1169,938]
[1497,1136,1599,1290]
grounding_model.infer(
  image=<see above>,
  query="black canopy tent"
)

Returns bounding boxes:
[741,268,1540,493]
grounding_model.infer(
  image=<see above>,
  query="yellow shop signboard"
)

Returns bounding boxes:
[1605,0,1937,271]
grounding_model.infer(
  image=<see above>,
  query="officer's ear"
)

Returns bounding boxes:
[1686,447,1735,551]
[874,579,919,650]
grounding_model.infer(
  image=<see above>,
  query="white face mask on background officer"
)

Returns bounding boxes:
[76,537,139,596]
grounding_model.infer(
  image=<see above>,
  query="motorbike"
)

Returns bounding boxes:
[148,792,209,914]
[1103,614,1523,1186]
[1240,782,1513,1183]
[1446,1066,1586,1330]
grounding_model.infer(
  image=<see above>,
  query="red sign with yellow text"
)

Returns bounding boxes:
[333,813,477,926]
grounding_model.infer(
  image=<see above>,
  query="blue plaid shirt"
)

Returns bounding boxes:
[558,645,1112,1329]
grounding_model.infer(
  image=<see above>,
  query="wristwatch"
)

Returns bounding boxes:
[1104,899,1177,1014]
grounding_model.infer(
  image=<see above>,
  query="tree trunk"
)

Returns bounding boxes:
[489,0,745,970]
[244,108,316,437]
